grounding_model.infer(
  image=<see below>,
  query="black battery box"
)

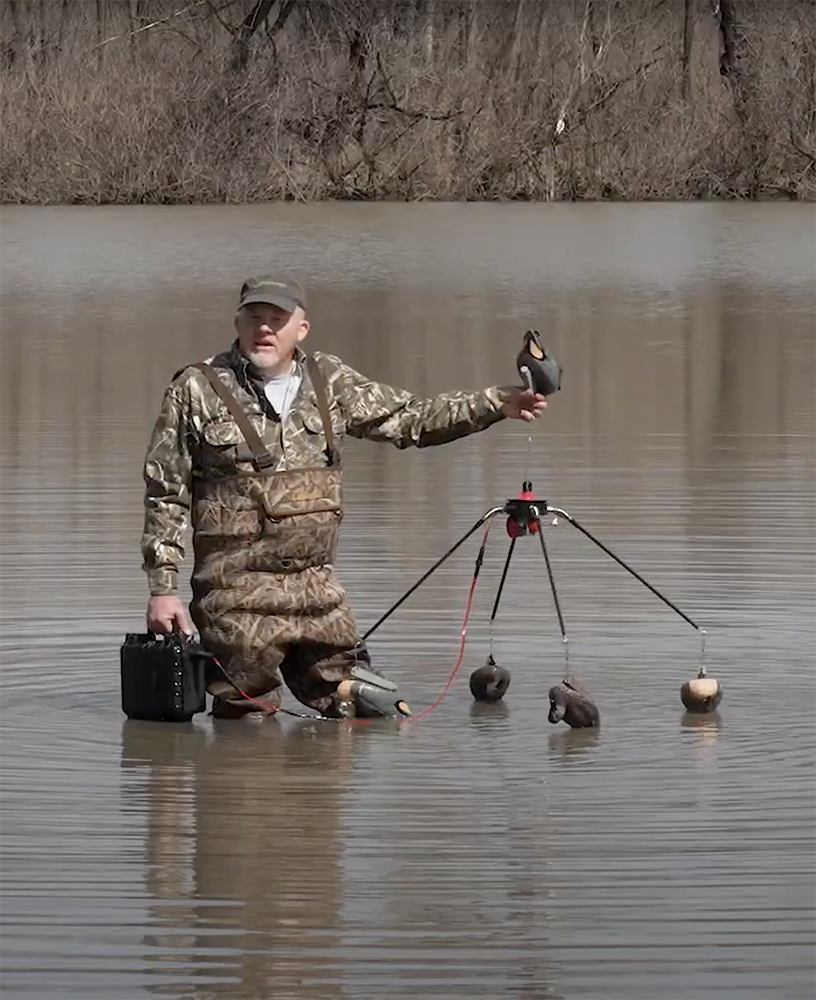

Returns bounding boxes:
[120,631,212,722]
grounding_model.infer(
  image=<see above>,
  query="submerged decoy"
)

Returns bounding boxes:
[516,329,562,397]
[548,674,600,729]
[469,655,512,703]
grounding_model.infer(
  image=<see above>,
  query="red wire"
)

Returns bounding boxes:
[403,519,493,723]
[211,520,493,724]
[209,659,286,715]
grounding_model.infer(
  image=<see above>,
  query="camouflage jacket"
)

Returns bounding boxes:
[141,340,508,595]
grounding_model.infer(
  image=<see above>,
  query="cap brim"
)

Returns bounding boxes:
[240,292,301,312]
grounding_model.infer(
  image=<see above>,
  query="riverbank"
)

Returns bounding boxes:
[2,0,814,205]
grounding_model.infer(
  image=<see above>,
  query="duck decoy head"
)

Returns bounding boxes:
[469,655,512,703]
[548,698,567,724]
[516,329,562,397]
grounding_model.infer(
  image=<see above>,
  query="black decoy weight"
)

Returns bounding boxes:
[469,655,512,703]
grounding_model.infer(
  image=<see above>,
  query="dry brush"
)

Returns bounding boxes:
[1,0,814,203]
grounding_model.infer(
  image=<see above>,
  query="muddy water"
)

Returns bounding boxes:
[1,203,814,1000]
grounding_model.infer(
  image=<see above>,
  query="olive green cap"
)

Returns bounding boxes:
[238,275,307,313]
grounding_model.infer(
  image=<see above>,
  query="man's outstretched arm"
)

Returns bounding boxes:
[323,354,545,448]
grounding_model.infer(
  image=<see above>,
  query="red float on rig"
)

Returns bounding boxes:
[506,481,540,537]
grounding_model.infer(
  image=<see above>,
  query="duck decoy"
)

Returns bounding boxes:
[516,329,562,397]
[548,674,600,728]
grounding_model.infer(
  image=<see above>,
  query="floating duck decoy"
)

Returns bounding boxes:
[547,674,600,729]
[336,664,412,718]
[469,655,512,703]
[516,329,563,397]
[680,666,723,714]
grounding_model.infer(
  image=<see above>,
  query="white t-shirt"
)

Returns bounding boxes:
[262,370,302,421]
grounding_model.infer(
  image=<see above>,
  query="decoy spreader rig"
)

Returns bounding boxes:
[357,329,710,720]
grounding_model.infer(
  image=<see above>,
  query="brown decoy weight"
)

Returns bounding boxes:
[548,675,600,729]
[469,655,512,703]
[680,666,723,714]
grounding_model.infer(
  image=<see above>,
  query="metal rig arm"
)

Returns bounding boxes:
[546,505,704,635]
[359,506,506,644]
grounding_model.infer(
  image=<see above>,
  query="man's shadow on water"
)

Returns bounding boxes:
[119,713,380,1000]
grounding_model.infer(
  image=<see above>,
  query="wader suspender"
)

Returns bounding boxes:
[192,355,339,471]
[304,355,340,467]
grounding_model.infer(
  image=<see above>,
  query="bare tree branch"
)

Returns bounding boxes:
[230,0,295,71]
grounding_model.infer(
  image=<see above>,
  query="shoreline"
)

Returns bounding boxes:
[0,193,804,208]
[3,189,809,208]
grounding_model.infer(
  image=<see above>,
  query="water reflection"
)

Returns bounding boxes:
[121,719,360,999]
[468,700,512,724]
[548,728,601,762]
[680,711,724,763]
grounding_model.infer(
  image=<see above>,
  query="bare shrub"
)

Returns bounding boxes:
[1,0,813,203]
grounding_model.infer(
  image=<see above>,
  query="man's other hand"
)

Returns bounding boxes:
[147,595,192,635]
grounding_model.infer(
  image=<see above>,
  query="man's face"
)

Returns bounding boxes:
[235,302,309,374]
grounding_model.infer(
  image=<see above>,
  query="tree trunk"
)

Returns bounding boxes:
[5,0,25,67]
[57,0,70,52]
[457,1,473,68]
[579,0,593,83]
[718,0,744,97]
[126,0,137,53]
[423,19,433,65]
[96,0,106,72]
[718,0,764,195]
[504,0,525,82]
[681,0,693,101]
[230,0,295,72]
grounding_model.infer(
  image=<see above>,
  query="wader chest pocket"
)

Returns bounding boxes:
[201,419,262,464]
[202,419,244,447]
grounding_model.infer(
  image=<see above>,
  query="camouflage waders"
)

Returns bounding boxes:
[189,357,363,718]
[142,337,510,718]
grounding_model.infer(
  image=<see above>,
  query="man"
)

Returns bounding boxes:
[141,275,547,721]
